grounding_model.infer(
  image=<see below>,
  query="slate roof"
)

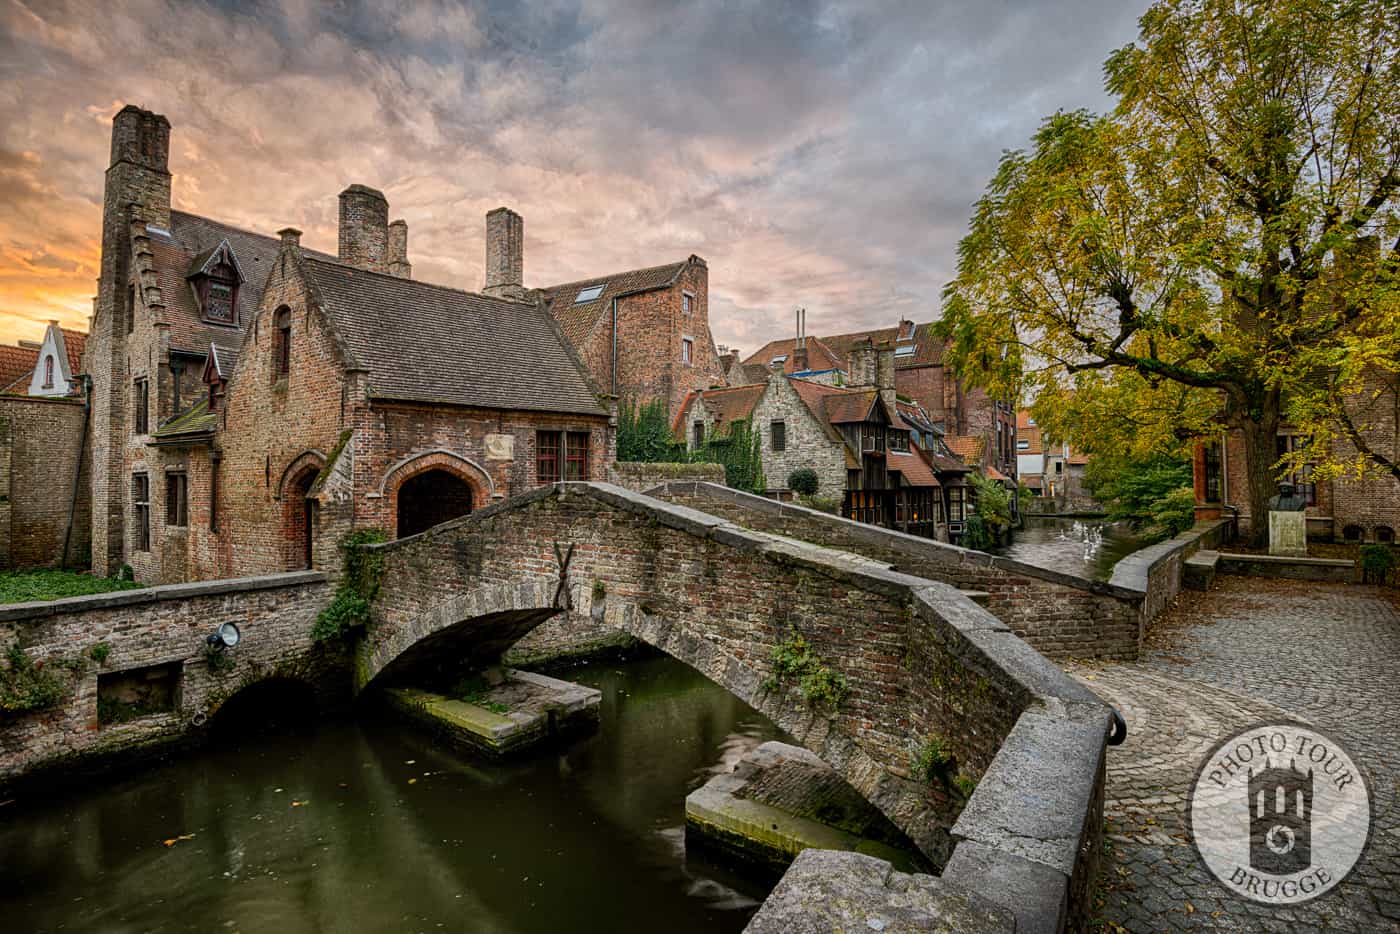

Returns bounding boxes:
[149,211,334,357]
[151,396,217,443]
[742,320,943,376]
[538,260,689,348]
[302,258,606,416]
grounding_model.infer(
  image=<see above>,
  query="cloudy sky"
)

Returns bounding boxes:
[0,0,1146,352]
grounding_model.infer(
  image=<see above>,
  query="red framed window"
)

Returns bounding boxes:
[566,431,590,480]
[537,431,561,483]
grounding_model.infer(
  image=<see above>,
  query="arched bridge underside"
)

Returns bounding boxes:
[360,482,1112,930]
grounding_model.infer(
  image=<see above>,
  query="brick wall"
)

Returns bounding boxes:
[0,572,334,786]
[650,481,1145,660]
[0,397,91,568]
[1328,368,1400,540]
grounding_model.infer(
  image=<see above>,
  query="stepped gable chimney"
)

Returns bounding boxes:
[484,207,526,300]
[388,219,412,279]
[338,184,389,273]
[109,105,172,230]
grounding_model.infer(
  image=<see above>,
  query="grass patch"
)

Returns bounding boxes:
[0,569,143,605]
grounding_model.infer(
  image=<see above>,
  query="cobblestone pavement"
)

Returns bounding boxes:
[1066,579,1400,932]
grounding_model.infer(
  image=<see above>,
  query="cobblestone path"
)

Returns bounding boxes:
[1067,579,1400,932]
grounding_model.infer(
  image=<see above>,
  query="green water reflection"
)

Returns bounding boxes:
[1,656,783,933]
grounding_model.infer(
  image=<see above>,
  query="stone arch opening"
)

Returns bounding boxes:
[1376,526,1395,544]
[284,465,320,570]
[1343,524,1365,543]
[396,468,475,538]
[208,677,319,734]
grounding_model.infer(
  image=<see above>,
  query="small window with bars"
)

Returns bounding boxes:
[771,420,786,452]
[566,432,590,480]
[537,431,561,483]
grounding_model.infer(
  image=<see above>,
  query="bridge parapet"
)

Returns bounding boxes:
[648,480,1146,661]
[363,482,1111,931]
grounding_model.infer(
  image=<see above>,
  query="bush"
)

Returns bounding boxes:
[1360,545,1396,585]
[1087,455,1193,528]
[0,646,69,716]
[764,629,848,710]
[961,514,993,551]
[787,468,819,496]
[969,473,1012,540]
[1148,487,1197,538]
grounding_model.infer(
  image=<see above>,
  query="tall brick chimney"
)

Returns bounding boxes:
[388,219,412,278]
[338,184,389,272]
[792,307,809,372]
[484,207,526,300]
[108,105,172,230]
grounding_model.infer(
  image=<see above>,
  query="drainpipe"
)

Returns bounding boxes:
[61,373,92,569]
[611,297,618,397]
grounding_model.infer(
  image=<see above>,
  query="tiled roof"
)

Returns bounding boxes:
[538,260,689,348]
[822,389,878,425]
[742,320,944,375]
[150,211,335,357]
[208,344,239,380]
[946,434,986,465]
[673,383,766,439]
[742,336,846,375]
[985,465,1013,482]
[1022,474,1044,489]
[60,329,86,376]
[889,446,940,487]
[0,345,38,392]
[1067,451,1091,466]
[303,258,606,416]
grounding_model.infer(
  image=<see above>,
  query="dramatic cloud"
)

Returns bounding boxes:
[0,0,1146,350]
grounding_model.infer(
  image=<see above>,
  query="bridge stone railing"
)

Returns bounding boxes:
[648,480,1145,661]
[363,482,1112,932]
[0,571,333,789]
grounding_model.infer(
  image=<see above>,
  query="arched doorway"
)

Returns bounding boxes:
[284,466,319,570]
[396,468,474,538]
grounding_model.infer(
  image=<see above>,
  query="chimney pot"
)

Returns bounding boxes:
[388,219,412,278]
[278,227,302,248]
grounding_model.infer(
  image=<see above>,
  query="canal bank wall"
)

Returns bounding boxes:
[648,480,1146,661]
[0,571,338,789]
[1107,519,1230,628]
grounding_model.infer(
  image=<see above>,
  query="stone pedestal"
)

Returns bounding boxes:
[1268,510,1308,557]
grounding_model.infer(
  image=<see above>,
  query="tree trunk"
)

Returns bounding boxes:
[1238,400,1282,549]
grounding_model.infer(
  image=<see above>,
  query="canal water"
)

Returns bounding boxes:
[0,656,784,933]
[996,515,1143,581]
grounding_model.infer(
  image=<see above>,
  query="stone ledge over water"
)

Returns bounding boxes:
[743,849,1015,933]
[381,669,600,756]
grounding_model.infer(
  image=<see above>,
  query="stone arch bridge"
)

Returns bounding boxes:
[1,482,1111,932]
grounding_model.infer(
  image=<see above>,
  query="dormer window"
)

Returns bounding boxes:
[188,241,245,326]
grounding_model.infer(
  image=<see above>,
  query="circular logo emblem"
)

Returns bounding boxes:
[1189,722,1372,905]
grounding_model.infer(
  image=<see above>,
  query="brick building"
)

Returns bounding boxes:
[742,318,1017,481]
[677,343,970,539]
[84,105,613,584]
[1192,368,1399,543]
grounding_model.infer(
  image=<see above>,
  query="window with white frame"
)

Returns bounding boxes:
[682,337,693,365]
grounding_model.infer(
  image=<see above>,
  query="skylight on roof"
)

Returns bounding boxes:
[575,285,605,304]
[894,344,916,356]
[770,354,788,364]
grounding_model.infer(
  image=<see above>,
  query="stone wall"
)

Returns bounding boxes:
[750,376,848,497]
[649,481,1144,661]
[0,395,91,569]
[606,461,726,492]
[1108,520,1229,627]
[0,571,334,787]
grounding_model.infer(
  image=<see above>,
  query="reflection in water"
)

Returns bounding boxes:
[996,516,1144,581]
[0,656,783,933]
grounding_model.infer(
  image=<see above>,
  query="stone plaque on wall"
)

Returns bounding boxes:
[1268,510,1307,557]
[485,433,515,461]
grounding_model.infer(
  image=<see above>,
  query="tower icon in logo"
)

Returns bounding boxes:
[1248,758,1312,875]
